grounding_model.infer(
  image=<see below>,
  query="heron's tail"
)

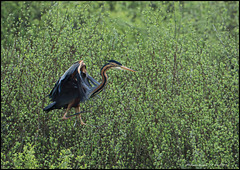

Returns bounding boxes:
[43,101,56,112]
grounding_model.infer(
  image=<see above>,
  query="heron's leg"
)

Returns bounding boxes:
[75,105,86,125]
[61,101,75,120]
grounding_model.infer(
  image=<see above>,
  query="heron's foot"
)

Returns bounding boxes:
[78,116,87,126]
[80,120,87,126]
[73,119,87,127]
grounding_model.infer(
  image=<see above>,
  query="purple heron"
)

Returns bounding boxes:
[43,60,136,125]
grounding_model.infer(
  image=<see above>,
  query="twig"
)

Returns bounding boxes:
[212,24,230,59]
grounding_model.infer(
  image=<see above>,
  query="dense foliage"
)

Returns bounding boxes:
[1,1,239,169]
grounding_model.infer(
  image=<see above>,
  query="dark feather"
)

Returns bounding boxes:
[44,61,100,111]
[49,62,80,101]
[43,101,56,112]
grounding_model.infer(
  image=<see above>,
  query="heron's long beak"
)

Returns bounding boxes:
[120,65,136,72]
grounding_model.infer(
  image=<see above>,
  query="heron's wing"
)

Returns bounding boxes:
[86,73,100,87]
[76,71,100,100]
[48,60,101,103]
[48,61,82,101]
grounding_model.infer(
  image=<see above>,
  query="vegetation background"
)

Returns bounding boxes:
[1,1,239,169]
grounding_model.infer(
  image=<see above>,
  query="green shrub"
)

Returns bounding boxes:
[12,143,39,169]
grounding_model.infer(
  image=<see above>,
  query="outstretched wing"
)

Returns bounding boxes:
[48,61,83,101]
[48,60,100,103]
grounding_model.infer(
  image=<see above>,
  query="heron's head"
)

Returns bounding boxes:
[104,60,136,72]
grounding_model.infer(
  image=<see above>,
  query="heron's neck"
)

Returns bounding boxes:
[90,65,111,97]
